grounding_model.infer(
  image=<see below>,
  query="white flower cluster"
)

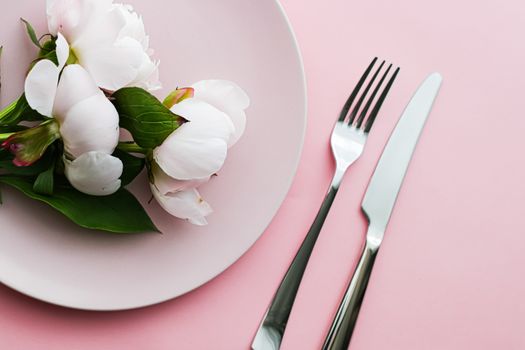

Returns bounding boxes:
[23,0,249,225]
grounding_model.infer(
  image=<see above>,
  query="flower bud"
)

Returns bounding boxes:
[163,87,195,109]
[1,120,60,166]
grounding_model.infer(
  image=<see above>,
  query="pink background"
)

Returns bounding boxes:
[1,0,525,349]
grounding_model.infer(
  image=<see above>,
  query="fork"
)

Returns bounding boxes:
[251,58,400,350]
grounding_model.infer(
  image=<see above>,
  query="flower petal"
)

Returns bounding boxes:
[128,55,161,90]
[60,94,119,158]
[154,133,227,182]
[55,32,70,69]
[64,151,123,196]
[192,80,250,109]
[47,0,81,37]
[151,162,209,196]
[24,60,59,117]
[151,186,213,226]
[192,80,250,146]
[47,0,113,39]
[78,37,145,91]
[53,64,100,118]
[170,99,235,140]
[114,4,148,48]
[222,109,247,147]
[154,99,235,180]
[71,2,127,49]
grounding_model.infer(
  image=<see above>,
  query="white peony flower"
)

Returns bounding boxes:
[25,48,123,196]
[46,0,160,91]
[145,80,250,225]
[147,98,232,224]
[148,81,249,224]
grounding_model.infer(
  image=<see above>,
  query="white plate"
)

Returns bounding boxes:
[0,0,306,310]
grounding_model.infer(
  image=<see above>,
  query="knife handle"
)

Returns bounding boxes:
[322,237,379,350]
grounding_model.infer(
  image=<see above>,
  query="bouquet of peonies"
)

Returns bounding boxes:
[0,0,249,232]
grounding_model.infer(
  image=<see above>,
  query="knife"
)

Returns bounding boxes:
[322,73,443,350]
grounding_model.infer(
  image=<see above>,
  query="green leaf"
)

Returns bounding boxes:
[21,18,42,49]
[39,37,55,53]
[0,94,45,126]
[31,39,58,68]
[25,37,58,72]
[36,50,58,65]
[112,88,184,149]
[33,161,55,195]
[0,176,159,233]
[113,149,146,186]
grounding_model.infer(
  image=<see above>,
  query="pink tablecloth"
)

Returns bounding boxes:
[1,0,525,349]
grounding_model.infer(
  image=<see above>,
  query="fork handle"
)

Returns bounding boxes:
[322,238,378,350]
[253,170,344,347]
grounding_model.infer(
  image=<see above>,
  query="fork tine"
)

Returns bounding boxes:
[355,64,392,130]
[364,67,400,133]
[348,60,385,126]
[338,58,378,122]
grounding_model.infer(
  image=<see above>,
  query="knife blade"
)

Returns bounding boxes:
[322,73,442,350]
[362,72,442,236]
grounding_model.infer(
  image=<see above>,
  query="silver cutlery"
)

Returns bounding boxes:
[322,73,443,350]
[252,58,400,350]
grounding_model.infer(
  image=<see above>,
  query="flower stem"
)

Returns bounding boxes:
[118,142,148,154]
